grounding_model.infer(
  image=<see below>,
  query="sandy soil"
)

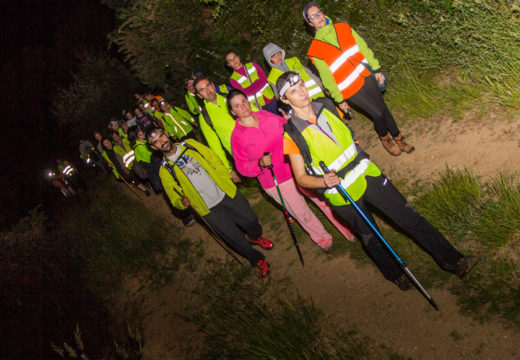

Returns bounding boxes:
[118,111,520,359]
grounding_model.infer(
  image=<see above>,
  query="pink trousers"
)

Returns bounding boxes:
[265,178,355,249]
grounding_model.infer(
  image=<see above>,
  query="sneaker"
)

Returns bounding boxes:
[321,243,335,254]
[455,256,479,279]
[182,215,197,227]
[257,259,270,278]
[248,236,274,250]
[394,274,413,291]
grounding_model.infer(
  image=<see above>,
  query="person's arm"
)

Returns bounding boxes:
[159,167,188,210]
[231,131,264,178]
[198,113,233,171]
[352,29,381,71]
[288,153,340,189]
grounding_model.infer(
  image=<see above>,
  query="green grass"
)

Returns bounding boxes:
[186,261,399,360]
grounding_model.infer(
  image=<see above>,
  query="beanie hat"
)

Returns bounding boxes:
[303,2,321,23]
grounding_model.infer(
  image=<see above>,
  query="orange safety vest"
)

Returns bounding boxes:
[307,23,371,100]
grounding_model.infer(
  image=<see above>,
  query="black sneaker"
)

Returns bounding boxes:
[394,274,413,291]
[455,256,479,279]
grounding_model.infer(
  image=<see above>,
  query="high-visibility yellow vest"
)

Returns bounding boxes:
[230,62,275,107]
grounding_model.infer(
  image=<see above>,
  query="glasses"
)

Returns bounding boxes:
[308,9,322,22]
[279,74,302,97]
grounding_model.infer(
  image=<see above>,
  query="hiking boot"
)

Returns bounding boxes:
[248,236,274,250]
[455,256,479,279]
[394,274,413,291]
[393,133,415,153]
[257,259,270,278]
[380,133,401,156]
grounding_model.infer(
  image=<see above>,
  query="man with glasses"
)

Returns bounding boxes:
[146,127,275,278]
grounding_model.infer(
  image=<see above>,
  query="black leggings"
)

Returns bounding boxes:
[348,75,400,137]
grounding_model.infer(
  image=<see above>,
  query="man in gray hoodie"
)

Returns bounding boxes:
[263,42,325,100]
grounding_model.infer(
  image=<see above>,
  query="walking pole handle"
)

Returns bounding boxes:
[262,152,273,169]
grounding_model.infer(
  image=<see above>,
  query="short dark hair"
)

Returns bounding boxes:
[192,75,213,95]
[226,89,248,114]
[275,71,300,99]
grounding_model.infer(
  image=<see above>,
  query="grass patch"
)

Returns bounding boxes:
[186,261,400,359]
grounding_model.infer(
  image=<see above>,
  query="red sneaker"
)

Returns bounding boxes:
[257,259,270,278]
[248,236,274,250]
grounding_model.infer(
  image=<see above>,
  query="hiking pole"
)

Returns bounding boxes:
[119,173,141,199]
[196,211,244,266]
[319,161,439,311]
[263,153,304,266]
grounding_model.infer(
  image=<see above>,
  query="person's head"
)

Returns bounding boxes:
[303,2,326,30]
[227,89,252,119]
[225,51,242,70]
[276,71,310,109]
[102,139,112,150]
[263,43,286,68]
[159,100,168,112]
[136,128,145,141]
[193,76,217,102]
[147,127,173,154]
[111,132,122,143]
[79,139,84,144]
[184,77,195,92]
[124,111,133,120]
[134,108,143,117]
[150,99,160,111]
[138,102,146,112]
[94,131,102,141]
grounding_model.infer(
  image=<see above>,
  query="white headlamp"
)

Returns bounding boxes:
[279,74,302,98]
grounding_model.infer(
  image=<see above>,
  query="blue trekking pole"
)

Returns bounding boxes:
[319,161,439,311]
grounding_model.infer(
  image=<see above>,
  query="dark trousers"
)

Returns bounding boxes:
[332,175,463,282]
[203,192,264,267]
[348,75,400,137]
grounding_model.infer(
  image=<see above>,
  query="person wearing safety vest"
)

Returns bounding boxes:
[111,131,149,184]
[56,159,86,191]
[134,128,164,193]
[146,127,274,278]
[184,77,202,116]
[94,131,120,180]
[193,75,242,184]
[303,2,414,156]
[103,138,151,196]
[277,71,478,290]
[263,42,325,101]
[225,51,279,115]
[156,100,197,141]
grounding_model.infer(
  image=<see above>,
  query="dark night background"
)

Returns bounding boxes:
[0,0,115,230]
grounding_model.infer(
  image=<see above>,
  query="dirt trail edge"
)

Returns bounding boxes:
[127,113,520,360]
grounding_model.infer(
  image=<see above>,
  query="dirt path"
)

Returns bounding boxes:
[127,112,520,359]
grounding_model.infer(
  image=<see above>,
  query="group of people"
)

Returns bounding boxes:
[71,3,478,290]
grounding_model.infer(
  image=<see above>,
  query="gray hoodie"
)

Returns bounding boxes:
[262,42,323,98]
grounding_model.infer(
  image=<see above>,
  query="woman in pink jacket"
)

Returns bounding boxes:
[228,89,354,251]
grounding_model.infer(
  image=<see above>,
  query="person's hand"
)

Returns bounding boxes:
[230,170,241,183]
[182,196,191,207]
[338,101,350,114]
[323,169,340,188]
[107,162,113,168]
[280,110,291,121]
[375,72,386,87]
[259,153,272,168]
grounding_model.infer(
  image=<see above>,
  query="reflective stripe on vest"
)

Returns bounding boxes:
[62,165,74,176]
[165,113,188,136]
[307,23,371,99]
[123,150,135,168]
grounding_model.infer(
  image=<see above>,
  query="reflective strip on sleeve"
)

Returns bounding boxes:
[123,151,135,168]
[308,86,323,97]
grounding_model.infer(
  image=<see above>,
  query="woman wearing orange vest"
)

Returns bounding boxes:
[303,2,414,156]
